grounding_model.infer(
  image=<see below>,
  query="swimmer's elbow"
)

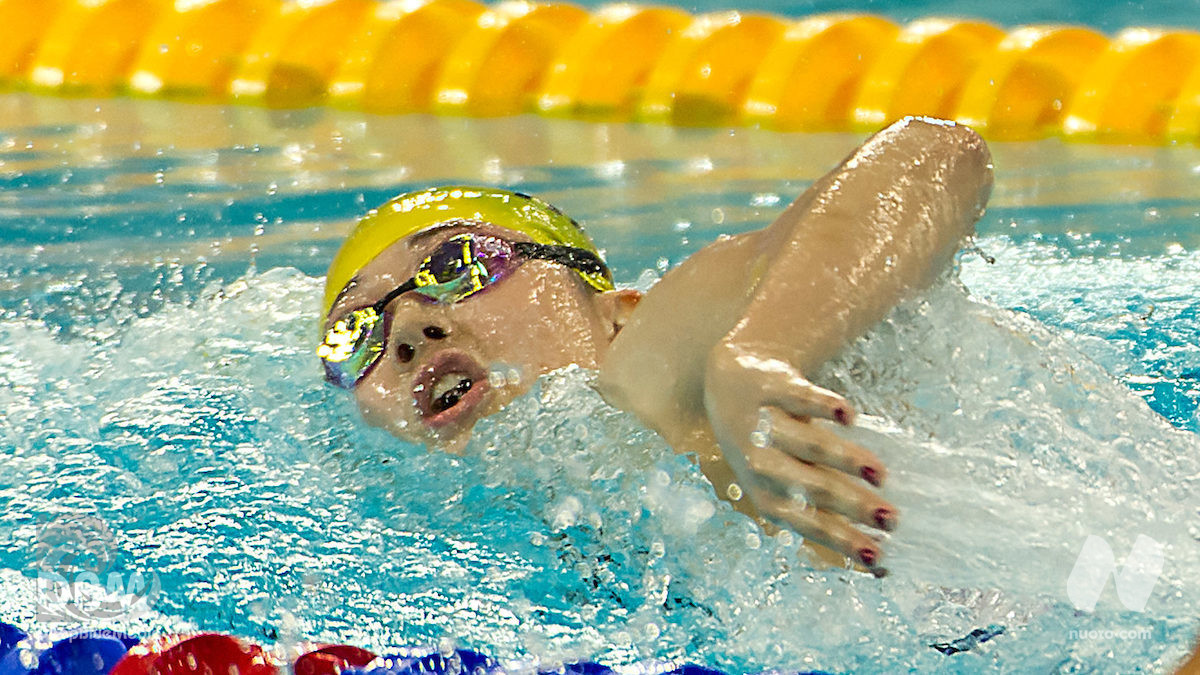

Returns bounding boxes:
[898,117,994,240]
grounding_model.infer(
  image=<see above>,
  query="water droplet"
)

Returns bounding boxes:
[751,192,780,207]
[787,487,809,510]
[488,369,507,388]
[649,540,665,560]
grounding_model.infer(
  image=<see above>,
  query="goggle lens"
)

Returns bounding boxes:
[318,306,387,389]
[412,235,508,303]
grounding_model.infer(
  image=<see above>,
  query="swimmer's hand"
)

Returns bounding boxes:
[704,341,896,572]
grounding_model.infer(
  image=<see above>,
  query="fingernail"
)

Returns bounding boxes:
[834,407,851,426]
[860,466,881,487]
[873,507,896,531]
[858,548,877,567]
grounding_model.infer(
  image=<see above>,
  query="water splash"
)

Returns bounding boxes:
[0,266,1196,673]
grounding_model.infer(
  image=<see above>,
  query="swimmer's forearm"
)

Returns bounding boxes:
[720,118,993,373]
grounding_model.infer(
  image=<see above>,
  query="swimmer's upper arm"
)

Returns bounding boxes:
[722,118,993,374]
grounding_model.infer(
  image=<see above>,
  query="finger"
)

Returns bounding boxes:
[762,375,855,426]
[763,409,889,486]
[760,495,886,572]
[748,448,898,532]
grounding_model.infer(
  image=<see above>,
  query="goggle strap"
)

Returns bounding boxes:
[511,241,608,277]
[372,278,418,313]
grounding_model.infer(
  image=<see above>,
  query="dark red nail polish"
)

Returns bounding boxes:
[834,407,850,426]
[874,508,895,531]
[860,466,881,487]
[858,548,877,567]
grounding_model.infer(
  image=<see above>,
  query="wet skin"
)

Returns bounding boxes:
[325,118,994,571]
[324,220,639,450]
[600,117,992,570]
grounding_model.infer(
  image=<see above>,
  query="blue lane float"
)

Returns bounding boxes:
[0,624,835,675]
[0,628,137,675]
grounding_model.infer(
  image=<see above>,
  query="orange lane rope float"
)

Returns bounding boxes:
[2,0,1200,144]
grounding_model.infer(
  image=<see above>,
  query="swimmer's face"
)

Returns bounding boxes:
[324,222,640,449]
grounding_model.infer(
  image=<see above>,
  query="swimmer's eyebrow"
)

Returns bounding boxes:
[328,276,360,315]
[406,223,456,243]
[403,219,527,251]
[402,221,476,249]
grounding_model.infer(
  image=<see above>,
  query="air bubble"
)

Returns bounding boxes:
[726,483,743,501]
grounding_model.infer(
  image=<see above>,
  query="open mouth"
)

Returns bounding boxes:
[412,350,490,429]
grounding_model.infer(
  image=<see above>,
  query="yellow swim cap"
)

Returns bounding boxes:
[323,186,615,315]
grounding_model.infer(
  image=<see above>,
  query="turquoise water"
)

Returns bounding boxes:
[1,95,1199,673]
[571,0,1200,36]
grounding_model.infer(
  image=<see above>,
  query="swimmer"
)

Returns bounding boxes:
[318,116,993,572]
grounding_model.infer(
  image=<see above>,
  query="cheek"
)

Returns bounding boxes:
[465,280,601,361]
[353,372,414,434]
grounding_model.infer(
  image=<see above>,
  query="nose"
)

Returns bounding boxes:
[388,319,449,364]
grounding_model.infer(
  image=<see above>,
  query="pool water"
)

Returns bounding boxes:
[0,94,1199,673]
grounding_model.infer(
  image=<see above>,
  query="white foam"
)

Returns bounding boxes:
[0,265,1196,672]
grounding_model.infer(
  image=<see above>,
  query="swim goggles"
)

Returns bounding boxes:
[318,231,610,389]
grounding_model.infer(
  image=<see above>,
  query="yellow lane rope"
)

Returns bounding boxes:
[3,0,1199,144]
